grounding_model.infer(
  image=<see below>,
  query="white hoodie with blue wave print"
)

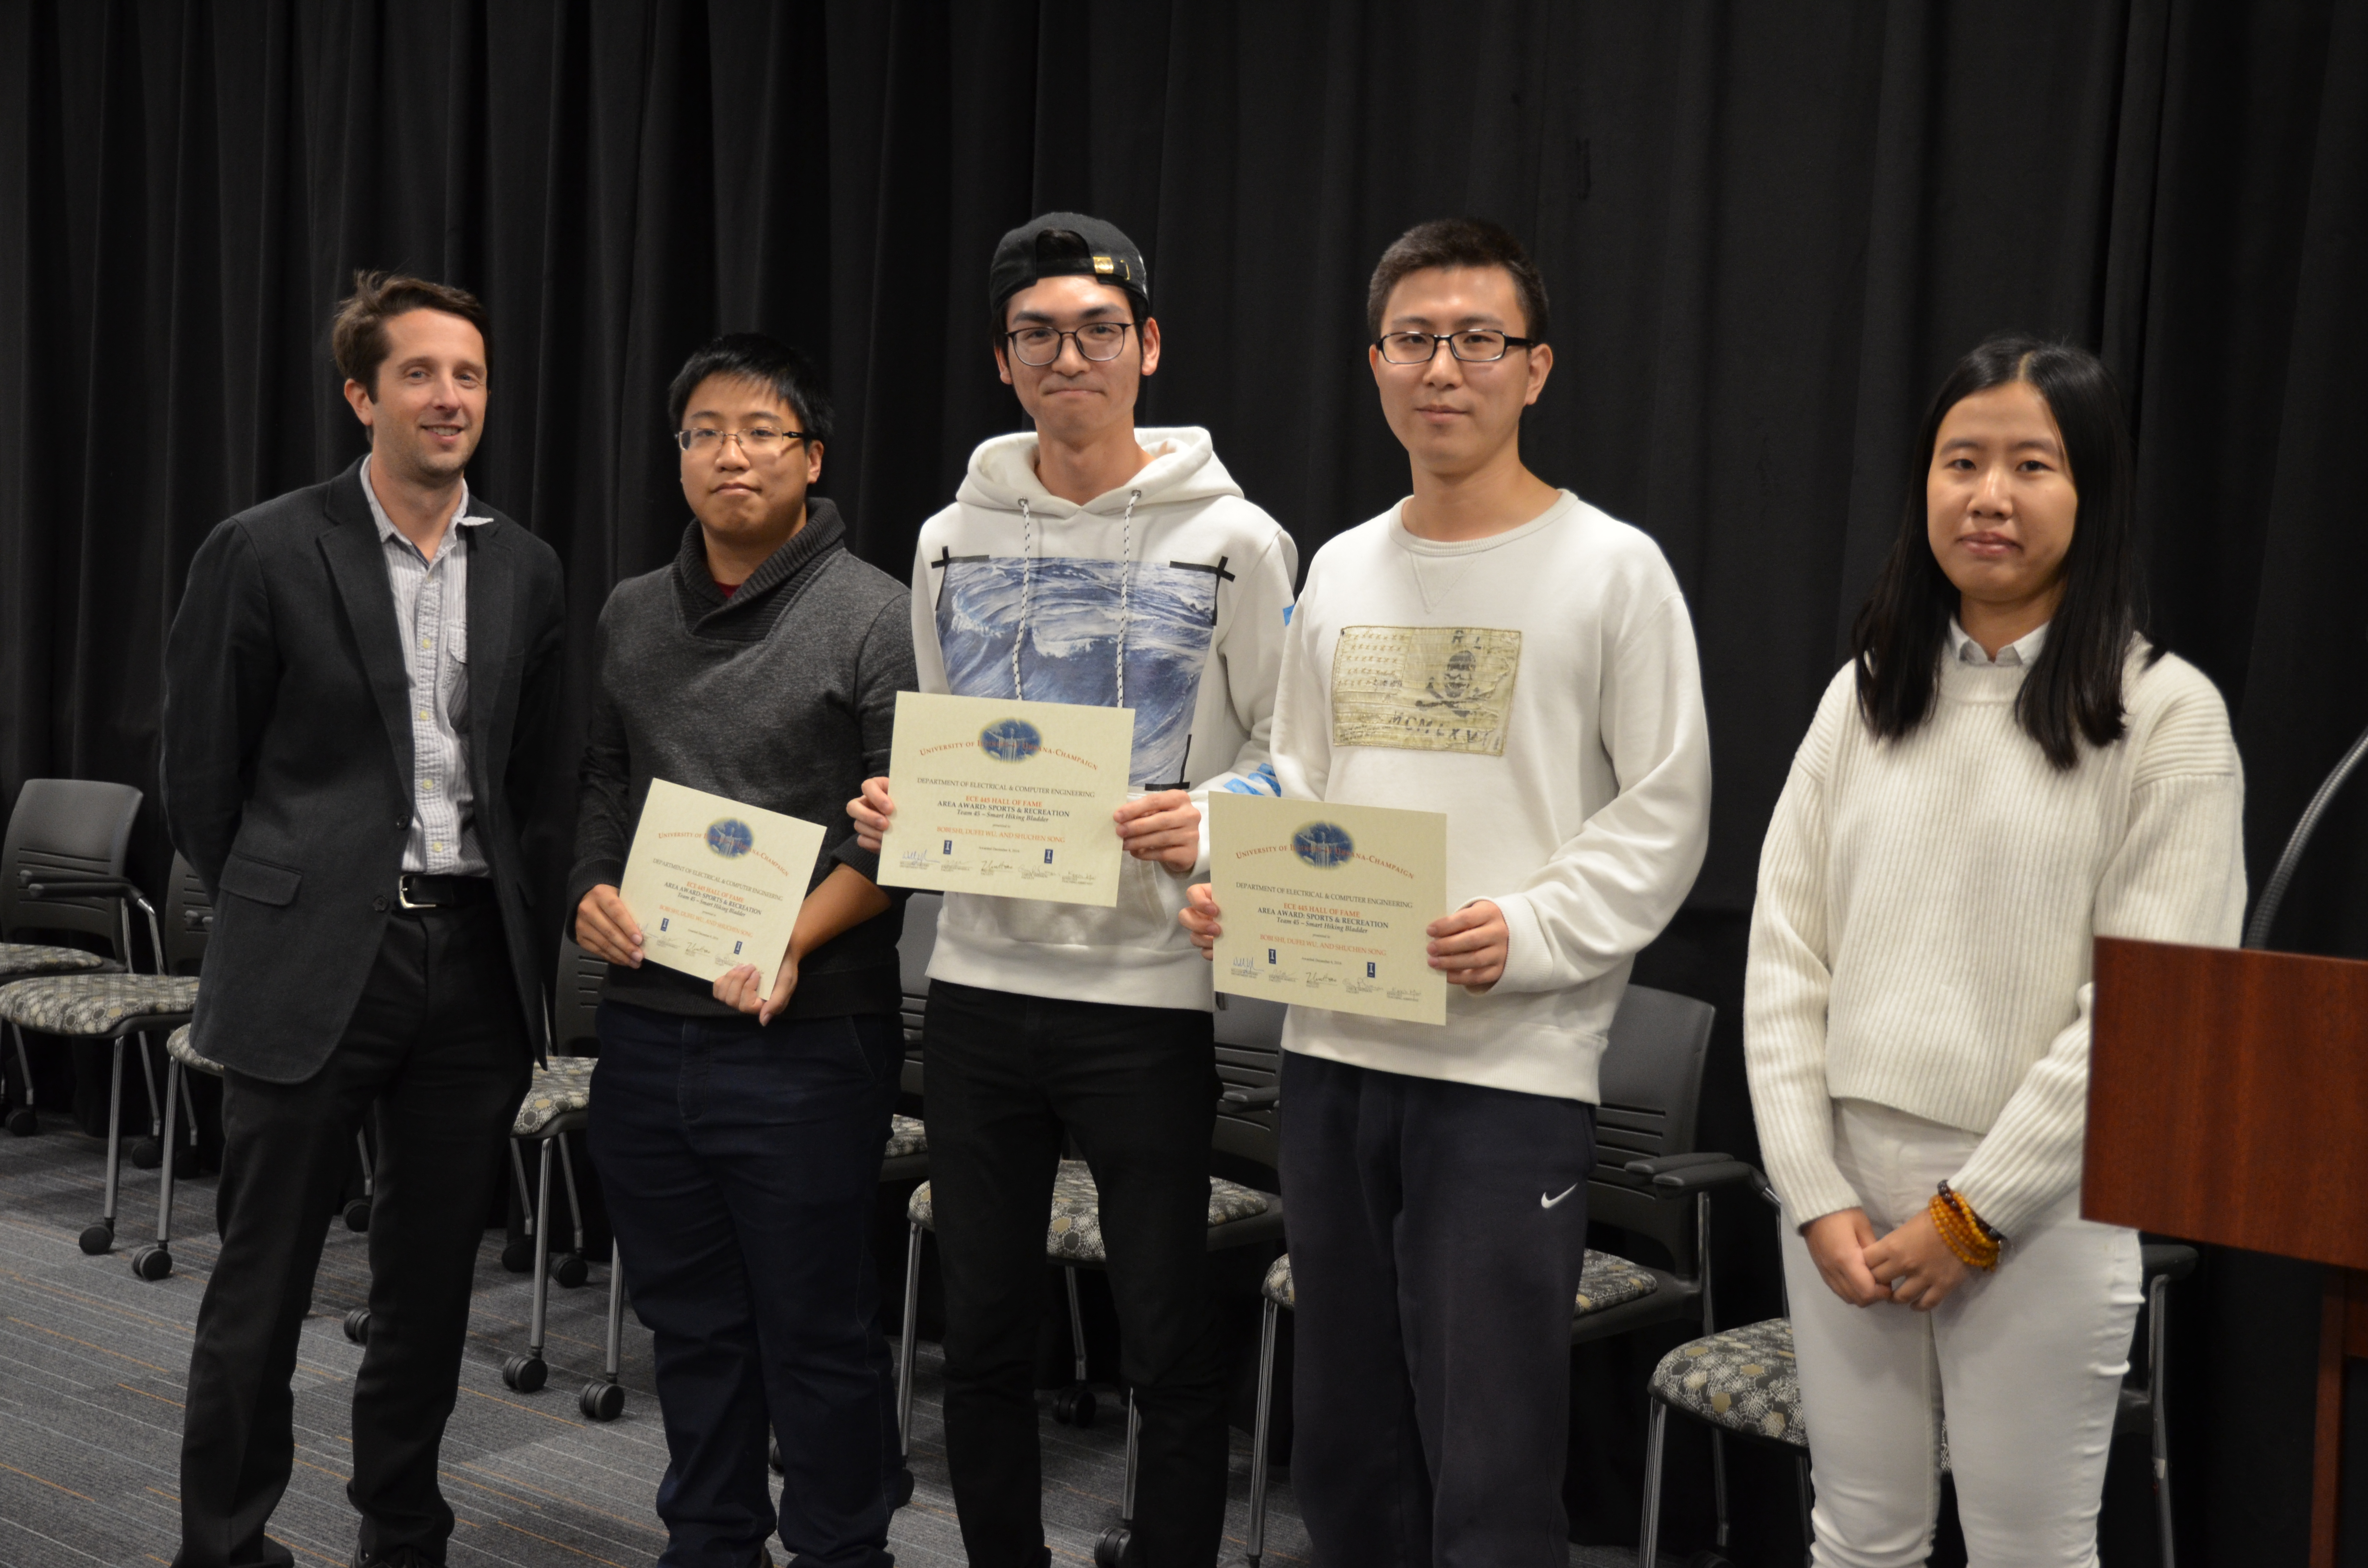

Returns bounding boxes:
[907,426,1298,1009]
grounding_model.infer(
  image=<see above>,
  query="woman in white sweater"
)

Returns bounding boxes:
[1744,335,2244,1567]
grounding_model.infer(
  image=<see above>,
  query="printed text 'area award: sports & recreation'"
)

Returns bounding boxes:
[617,779,828,982]
[876,690,1135,907]
[1209,793,1448,1025]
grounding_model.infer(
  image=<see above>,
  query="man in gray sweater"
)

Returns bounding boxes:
[569,334,916,1568]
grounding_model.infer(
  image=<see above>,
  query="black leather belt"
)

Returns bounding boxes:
[397,872,492,909]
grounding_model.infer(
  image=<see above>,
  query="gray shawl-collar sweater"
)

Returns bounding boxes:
[568,498,918,1018]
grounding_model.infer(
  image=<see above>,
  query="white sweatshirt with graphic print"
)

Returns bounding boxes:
[907,426,1298,1009]
[1270,492,1711,1103]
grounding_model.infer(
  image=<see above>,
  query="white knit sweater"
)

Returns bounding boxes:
[1743,647,2245,1237]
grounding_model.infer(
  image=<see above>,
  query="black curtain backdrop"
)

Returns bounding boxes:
[5,3,2364,1563]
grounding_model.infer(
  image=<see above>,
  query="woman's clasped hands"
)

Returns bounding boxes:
[1802,1206,1970,1312]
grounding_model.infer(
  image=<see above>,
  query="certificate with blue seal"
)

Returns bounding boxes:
[877,690,1135,906]
[617,778,828,981]
[1209,793,1447,1025]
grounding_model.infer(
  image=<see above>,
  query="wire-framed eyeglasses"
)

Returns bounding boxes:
[1005,321,1136,367]
[675,427,816,458]
[1374,330,1541,365]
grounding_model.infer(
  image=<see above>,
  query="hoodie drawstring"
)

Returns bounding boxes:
[1010,489,1144,712]
[1116,488,1140,710]
[1013,498,1034,700]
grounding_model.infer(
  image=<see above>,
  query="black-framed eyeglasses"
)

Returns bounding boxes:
[1374,330,1541,365]
[1004,321,1136,367]
[675,427,816,457]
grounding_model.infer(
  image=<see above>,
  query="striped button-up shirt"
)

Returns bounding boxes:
[361,464,492,876]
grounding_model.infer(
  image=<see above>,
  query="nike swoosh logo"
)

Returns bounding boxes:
[1541,1185,1579,1209]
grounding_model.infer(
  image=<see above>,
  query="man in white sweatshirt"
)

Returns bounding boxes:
[849,213,1296,1568]
[1184,219,1712,1566]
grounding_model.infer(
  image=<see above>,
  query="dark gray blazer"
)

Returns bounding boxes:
[162,458,567,1081]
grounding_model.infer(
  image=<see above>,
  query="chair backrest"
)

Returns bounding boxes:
[1212,991,1286,1172]
[0,779,143,950]
[551,933,607,1055]
[897,893,940,1097]
[1587,982,1718,1271]
[162,854,213,974]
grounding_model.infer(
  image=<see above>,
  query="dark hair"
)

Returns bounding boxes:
[988,228,1149,344]
[1850,334,2151,771]
[666,332,834,447]
[331,270,492,396]
[1366,218,1550,342]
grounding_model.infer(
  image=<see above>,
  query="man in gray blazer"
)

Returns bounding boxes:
[161,272,566,1568]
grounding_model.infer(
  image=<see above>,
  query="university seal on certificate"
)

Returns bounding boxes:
[1209,793,1448,1025]
[876,690,1135,907]
[617,779,828,982]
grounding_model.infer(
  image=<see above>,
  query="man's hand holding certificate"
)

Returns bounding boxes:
[613,779,827,981]
[872,691,1138,905]
[1200,794,1450,1025]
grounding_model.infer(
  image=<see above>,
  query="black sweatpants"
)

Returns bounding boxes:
[921,979,1227,1568]
[174,900,529,1568]
[1279,1050,1597,1568]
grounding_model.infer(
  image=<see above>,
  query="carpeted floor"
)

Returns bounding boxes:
[0,1109,1330,1568]
[0,1114,1663,1568]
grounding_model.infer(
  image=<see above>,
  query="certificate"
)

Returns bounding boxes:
[617,779,827,981]
[1209,793,1448,1025]
[876,690,1135,907]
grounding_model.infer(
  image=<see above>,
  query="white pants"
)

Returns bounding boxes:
[1779,1100,2142,1568]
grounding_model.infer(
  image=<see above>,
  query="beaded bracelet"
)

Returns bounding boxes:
[1941,1185,2002,1259]
[1928,1194,1998,1270]
[1938,1181,2004,1245]
[1929,1182,2002,1271]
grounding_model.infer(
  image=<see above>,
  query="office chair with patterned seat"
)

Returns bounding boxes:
[0,780,144,1135]
[0,854,208,1261]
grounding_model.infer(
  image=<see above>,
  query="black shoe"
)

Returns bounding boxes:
[349,1548,440,1568]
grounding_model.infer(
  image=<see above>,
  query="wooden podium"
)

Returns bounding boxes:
[2087,936,2368,1568]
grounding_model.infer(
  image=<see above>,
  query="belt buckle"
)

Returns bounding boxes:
[397,874,437,910]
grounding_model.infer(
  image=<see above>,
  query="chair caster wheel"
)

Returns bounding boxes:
[130,1244,173,1281]
[132,1138,162,1170]
[502,1354,547,1393]
[891,1466,914,1509]
[79,1220,114,1255]
[1093,1525,1130,1568]
[343,1308,371,1343]
[1054,1382,1097,1428]
[769,1437,784,1474]
[5,1107,36,1136]
[579,1381,624,1421]
[501,1238,535,1272]
[551,1251,588,1288]
[343,1198,370,1232]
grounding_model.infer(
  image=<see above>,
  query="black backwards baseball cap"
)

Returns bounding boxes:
[987,212,1149,331]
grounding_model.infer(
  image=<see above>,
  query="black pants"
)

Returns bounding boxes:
[588,1002,901,1568]
[1279,1051,1597,1568]
[174,900,529,1568]
[922,980,1227,1568]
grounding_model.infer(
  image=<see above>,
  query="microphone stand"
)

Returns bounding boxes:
[2245,719,2368,949]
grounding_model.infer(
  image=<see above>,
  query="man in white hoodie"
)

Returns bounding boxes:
[850,213,1295,1568]
[1184,219,1712,1566]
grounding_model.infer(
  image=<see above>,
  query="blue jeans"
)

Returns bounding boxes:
[589,1003,901,1568]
